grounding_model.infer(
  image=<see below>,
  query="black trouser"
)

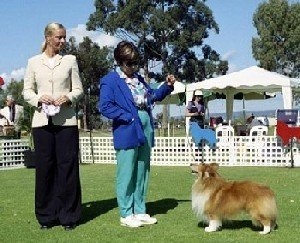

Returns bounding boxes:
[32,124,82,226]
[190,118,204,129]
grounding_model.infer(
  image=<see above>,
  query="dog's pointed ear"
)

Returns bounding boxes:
[200,163,210,178]
[198,163,205,172]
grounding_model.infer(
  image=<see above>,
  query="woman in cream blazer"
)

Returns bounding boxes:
[23,22,83,231]
[23,53,82,127]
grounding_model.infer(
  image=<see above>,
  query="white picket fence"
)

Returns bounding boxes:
[79,136,298,167]
[1,136,299,169]
[0,139,30,168]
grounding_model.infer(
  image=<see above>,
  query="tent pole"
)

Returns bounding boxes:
[243,94,246,123]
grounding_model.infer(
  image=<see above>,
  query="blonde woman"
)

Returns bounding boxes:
[23,22,83,231]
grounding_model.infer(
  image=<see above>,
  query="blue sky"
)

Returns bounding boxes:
[1,0,266,79]
[0,1,96,80]
[0,0,295,115]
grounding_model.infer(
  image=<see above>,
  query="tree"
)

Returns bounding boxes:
[252,0,300,78]
[1,79,24,104]
[64,36,114,130]
[86,0,228,135]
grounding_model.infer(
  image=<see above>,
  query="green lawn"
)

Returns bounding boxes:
[0,165,299,242]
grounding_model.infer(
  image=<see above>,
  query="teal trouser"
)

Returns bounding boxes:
[116,110,153,218]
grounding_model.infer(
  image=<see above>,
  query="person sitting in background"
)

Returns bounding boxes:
[0,95,24,138]
[246,114,262,133]
[186,90,206,128]
[209,116,224,128]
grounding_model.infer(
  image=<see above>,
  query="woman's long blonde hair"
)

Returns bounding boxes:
[41,22,65,52]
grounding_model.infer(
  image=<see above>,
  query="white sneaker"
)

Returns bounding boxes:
[120,215,143,228]
[135,214,157,225]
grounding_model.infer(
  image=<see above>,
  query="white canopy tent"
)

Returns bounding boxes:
[186,66,294,124]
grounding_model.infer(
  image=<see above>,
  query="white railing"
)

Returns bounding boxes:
[0,139,30,168]
[1,136,298,168]
[79,136,297,167]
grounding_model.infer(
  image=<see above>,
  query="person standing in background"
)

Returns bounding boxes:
[186,90,206,128]
[0,95,24,138]
[23,22,83,231]
[99,41,176,228]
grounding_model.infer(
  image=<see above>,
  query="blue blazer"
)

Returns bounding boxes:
[99,71,173,150]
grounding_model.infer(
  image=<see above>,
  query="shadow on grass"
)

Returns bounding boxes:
[80,198,118,224]
[79,198,190,224]
[147,198,190,216]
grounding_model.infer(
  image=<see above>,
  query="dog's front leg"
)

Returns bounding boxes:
[259,225,271,235]
[204,219,222,232]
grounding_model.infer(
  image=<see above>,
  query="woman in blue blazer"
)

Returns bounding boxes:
[99,41,176,228]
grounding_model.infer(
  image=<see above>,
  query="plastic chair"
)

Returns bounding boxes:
[249,125,268,136]
[215,125,235,164]
[248,125,268,163]
[216,125,234,140]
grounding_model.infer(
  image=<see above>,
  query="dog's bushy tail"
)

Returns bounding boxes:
[251,194,278,228]
[264,196,278,221]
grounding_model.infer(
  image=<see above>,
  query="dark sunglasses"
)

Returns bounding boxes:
[123,61,139,68]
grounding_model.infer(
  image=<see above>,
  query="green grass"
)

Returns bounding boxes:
[0,165,299,243]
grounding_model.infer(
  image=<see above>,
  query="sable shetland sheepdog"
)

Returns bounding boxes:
[191,163,278,234]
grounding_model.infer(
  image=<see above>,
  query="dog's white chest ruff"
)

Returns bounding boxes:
[192,190,210,221]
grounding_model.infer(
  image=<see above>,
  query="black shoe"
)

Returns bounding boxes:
[63,224,77,231]
[40,224,53,230]
[39,219,59,230]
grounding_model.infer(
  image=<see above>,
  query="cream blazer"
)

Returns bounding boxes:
[23,53,83,128]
